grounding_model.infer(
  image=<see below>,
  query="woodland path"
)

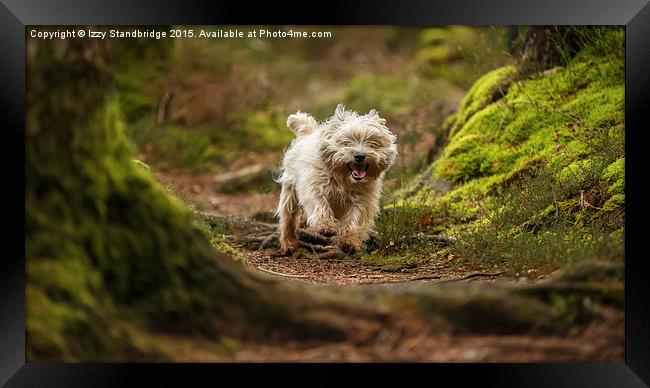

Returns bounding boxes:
[150,170,624,362]
[155,170,527,285]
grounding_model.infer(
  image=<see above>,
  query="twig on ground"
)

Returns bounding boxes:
[409,275,443,281]
[579,190,602,210]
[310,243,328,277]
[298,241,336,253]
[259,234,276,249]
[256,266,309,279]
[436,271,503,283]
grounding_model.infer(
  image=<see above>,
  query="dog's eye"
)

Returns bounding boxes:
[342,140,353,146]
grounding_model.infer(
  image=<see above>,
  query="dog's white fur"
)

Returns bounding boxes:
[276,104,398,254]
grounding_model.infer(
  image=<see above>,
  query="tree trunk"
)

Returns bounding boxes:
[518,26,588,74]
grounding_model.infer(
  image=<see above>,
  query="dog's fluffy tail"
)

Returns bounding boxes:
[287,112,318,137]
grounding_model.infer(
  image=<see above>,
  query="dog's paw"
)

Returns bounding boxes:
[273,246,294,257]
[272,248,292,257]
[334,235,362,255]
[339,243,359,255]
[279,239,298,256]
[364,233,382,253]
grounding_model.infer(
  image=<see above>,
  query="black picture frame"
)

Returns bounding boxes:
[3,0,649,386]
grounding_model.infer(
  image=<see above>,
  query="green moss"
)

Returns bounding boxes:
[360,253,421,272]
[557,159,593,188]
[602,194,624,212]
[27,285,84,360]
[428,175,501,224]
[432,42,624,190]
[602,158,624,185]
[448,65,517,138]
[397,28,625,274]
[435,134,489,182]
[601,158,625,212]
[209,235,245,261]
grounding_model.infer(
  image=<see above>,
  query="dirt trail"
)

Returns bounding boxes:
[149,170,623,362]
[242,249,509,285]
[153,169,497,284]
[153,169,535,285]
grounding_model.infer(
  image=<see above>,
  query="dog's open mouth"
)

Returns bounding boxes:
[348,162,368,181]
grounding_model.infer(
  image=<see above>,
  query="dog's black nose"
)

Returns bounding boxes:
[354,153,366,162]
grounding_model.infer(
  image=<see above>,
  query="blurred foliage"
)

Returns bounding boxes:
[416,26,514,89]
[511,26,626,75]
[114,26,510,180]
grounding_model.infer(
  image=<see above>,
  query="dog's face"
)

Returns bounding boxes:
[319,105,398,184]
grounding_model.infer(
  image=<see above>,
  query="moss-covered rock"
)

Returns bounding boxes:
[446,65,517,139]
[395,27,625,274]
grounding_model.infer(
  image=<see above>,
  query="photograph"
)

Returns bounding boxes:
[24,24,628,363]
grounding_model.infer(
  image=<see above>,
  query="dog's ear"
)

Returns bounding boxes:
[335,104,347,121]
[334,104,358,122]
[322,104,351,137]
[378,138,398,172]
[366,109,387,126]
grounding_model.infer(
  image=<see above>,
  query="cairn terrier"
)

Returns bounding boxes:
[276,104,398,255]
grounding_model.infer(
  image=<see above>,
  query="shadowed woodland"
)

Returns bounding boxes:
[26,26,624,361]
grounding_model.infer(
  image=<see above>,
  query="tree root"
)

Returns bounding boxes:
[405,271,503,283]
[200,213,455,256]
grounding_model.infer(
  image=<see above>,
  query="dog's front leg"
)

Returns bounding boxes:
[335,200,377,254]
[301,192,337,237]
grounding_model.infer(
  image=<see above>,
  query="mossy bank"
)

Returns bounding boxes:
[383,27,624,275]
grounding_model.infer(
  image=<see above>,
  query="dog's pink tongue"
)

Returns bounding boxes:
[351,163,367,178]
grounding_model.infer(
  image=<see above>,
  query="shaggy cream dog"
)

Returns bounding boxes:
[276,104,398,255]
